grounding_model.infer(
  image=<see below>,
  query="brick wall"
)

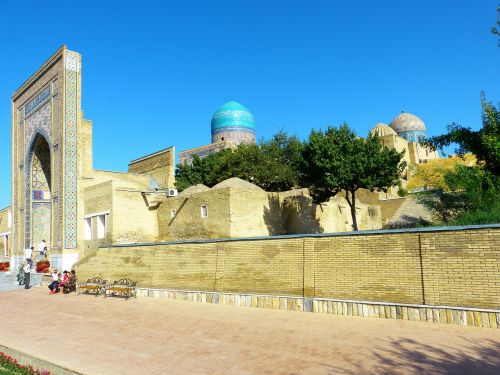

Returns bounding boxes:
[75,225,500,309]
[127,147,175,188]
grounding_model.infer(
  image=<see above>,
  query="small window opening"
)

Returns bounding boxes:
[201,205,208,218]
[97,215,106,239]
[84,218,92,240]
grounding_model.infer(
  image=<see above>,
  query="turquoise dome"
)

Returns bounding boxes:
[211,101,256,138]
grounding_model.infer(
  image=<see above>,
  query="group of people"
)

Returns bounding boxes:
[17,239,78,293]
[21,239,48,289]
[48,269,77,294]
[24,239,48,266]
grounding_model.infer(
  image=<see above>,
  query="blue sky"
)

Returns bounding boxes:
[0,0,499,208]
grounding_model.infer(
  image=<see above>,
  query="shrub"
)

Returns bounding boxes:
[36,260,50,273]
[0,262,9,272]
[397,187,408,197]
[448,200,500,226]
[0,352,50,375]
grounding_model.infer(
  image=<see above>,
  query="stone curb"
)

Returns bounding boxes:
[0,344,82,375]
[136,288,500,329]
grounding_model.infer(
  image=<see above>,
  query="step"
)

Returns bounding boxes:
[0,272,29,292]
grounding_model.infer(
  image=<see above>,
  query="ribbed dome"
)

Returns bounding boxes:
[389,112,426,134]
[370,123,398,137]
[211,101,255,135]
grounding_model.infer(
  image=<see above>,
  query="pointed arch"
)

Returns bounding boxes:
[24,132,53,248]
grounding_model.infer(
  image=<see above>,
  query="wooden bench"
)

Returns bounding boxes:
[77,277,107,296]
[105,279,137,299]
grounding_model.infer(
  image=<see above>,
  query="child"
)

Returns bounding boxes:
[50,272,62,295]
[48,270,58,293]
[56,271,69,294]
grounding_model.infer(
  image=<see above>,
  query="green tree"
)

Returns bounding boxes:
[174,155,204,191]
[301,124,406,231]
[175,131,303,191]
[174,148,233,190]
[422,94,500,176]
[415,165,499,225]
[492,4,500,46]
[254,130,304,191]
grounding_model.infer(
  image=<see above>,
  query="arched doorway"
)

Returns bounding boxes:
[28,134,52,249]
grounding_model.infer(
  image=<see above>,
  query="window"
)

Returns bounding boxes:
[5,235,9,257]
[84,211,109,240]
[84,218,92,240]
[171,209,176,218]
[2,235,9,257]
[97,215,106,239]
[201,205,208,218]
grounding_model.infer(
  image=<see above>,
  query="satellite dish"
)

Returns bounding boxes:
[149,177,160,191]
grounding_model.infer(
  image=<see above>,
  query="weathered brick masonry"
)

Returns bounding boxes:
[75,225,500,309]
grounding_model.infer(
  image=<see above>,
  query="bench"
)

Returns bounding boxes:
[77,277,107,296]
[105,279,137,299]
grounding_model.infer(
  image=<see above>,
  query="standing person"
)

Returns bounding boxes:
[38,240,46,257]
[17,264,25,286]
[25,246,34,266]
[23,262,31,289]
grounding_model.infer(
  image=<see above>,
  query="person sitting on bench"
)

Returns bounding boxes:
[56,271,70,293]
[48,270,59,293]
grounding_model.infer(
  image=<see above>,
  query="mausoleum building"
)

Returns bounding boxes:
[1,47,435,272]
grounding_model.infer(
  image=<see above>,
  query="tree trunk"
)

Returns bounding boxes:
[345,189,359,231]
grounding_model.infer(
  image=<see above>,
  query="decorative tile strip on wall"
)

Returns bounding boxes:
[136,288,500,329]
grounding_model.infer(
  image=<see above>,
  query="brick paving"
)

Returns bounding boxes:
[1,287,499,375]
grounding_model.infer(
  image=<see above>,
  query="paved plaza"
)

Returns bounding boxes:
[1,287,499,375]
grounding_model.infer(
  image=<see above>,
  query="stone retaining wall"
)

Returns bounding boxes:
[75,224,500,310]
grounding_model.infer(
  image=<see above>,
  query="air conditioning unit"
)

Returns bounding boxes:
[167,188,178,197]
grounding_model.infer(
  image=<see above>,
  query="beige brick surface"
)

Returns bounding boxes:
[76,226,500,309]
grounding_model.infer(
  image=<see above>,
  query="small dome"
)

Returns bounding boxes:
[178,184,209,197]
[211,177,265,192]
[389,112,426,134]
[370,123,398,137]
[211,101,256,138]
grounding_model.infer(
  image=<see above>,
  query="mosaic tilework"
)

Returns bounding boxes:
[24,103,52,248]
[13,52,63,253]
[51,68,64,248]
[63,50,79,249]
[389,112,426,133]
[31,138,51,190]
[25,85,51,116]
[399,130,426,143]
[32,202,51,250]
[32,190,49,200]
[25,101,52,153]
